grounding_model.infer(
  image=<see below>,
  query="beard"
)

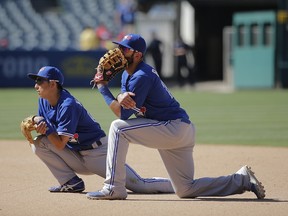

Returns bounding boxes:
[126,56,134,65]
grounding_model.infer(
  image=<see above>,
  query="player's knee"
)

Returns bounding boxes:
[109,119,126,133]
[32,135,47,154]
[175,187,195,198]
[176,192,194,198]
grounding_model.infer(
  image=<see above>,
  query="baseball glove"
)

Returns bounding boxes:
[20,115,44,144]
[91,47,128,87]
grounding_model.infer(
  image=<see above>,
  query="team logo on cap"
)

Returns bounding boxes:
[39,67,46,72]
[123,35,133,41]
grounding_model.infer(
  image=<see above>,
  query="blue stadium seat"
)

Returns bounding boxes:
[0,0,117,51]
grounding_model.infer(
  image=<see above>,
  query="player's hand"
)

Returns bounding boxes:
[95,68,109,86]
[117,92,136,109]
[35,121,47,135]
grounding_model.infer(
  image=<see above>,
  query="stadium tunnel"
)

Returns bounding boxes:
[137,0,280,83]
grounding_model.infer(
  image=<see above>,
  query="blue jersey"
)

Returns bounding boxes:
[120,61,189,121]
[38,89,106,151]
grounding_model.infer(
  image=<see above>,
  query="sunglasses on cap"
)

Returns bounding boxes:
[35,77,49,85]
[118,45,138,53]
[35,77,60,85]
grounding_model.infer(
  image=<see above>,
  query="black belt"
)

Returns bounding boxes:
[79,140,102,151]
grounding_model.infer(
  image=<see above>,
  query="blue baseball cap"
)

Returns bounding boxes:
[113,34,147,54]
[27,66,64,86]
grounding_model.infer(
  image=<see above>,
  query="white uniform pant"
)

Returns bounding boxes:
[104,118,251,198]
[32,135,174,193]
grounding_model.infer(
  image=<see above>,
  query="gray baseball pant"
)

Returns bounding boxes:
[32,135,174,193]
[103,118,251,198]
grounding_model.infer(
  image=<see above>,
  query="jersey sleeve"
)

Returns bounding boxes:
[120,72,127,93]
[120,74,152,120]
[56,103,80,137]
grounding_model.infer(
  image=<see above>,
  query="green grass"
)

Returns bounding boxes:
[1,88,287,147]
[177,90,288,147]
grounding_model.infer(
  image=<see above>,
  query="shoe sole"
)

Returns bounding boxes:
[49,188,85,193]
[245,165,266,199]
[87,196,126,200]
[86,190,127,200]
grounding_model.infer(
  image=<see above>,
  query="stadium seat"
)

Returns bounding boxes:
[0,0,117,50]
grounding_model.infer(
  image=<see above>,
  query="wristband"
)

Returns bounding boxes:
[98,85,115,106]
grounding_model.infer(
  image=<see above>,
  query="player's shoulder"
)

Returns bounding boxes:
[60,90,78,106]
[132,70,154,83]
[123,62,158,86]
[138,61,153,71]
[135,62,157,77]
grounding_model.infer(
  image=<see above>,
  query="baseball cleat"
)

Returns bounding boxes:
[86,188,127,200]
[236,165,265,199]
[49,176,85,193]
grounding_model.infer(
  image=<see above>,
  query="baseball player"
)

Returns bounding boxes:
[25,66,174,194]
[87,34,266,200]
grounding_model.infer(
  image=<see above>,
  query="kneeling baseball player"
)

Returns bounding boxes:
[87,33,266,200]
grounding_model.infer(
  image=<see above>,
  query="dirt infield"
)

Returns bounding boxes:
[0,141,287,216]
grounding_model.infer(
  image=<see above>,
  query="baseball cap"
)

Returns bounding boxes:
[113,34,147,54]
[27,66,64,86]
